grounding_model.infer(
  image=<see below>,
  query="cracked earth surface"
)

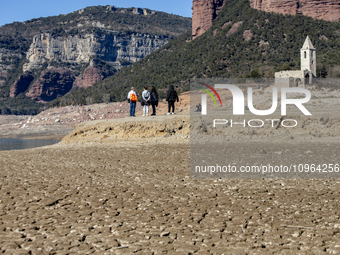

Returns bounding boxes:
[0,139,340,254]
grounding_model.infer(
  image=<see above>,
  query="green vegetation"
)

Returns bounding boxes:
[53,0,340,106]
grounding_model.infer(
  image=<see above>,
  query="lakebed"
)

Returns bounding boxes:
[0,88,340,253]
[0,113,339,254]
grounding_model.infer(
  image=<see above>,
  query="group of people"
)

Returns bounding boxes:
[127,85,179,117]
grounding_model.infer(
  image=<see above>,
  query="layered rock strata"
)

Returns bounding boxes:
[23,33,169,72]
[250,0,340,21]
[192,0,340,39]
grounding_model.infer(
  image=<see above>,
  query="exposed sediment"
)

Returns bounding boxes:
[0,88,340,253]
[62,115,190,143]
[1,129,340,253]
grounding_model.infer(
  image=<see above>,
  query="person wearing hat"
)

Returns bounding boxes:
[127,87,138,117]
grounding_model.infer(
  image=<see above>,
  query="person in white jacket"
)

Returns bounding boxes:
[141,86,150,116]
[127,87,137,117]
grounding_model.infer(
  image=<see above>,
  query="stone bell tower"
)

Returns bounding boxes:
[275,36,316,87]
[300,36,316,77]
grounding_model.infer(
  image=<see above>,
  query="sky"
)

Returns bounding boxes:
[0,0,193,27]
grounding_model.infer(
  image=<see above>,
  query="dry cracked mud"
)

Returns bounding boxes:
[1,137,340,254]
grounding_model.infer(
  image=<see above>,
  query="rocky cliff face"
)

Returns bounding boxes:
[24,32,169,72]
[13,31,169,101]
[74,66,104,88]
[192,0,225,39]
[10,72,34,97]
[250,0,340,21]
[192,0,340,39]
[25,68,75,102]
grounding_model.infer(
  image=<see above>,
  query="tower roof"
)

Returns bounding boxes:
[301,36,315,50]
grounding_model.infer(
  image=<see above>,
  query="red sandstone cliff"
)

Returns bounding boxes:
[10,72,34,98]
[250,0,340,21]
[25,68,75,102]
[192,0,340,39]
[192,0,226,39]
[73,67,104,89]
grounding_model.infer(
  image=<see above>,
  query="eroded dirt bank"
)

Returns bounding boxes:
[62,115,190,144]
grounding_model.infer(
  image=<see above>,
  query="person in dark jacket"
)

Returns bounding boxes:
[166,85,179,115]
[150,86,158,116]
